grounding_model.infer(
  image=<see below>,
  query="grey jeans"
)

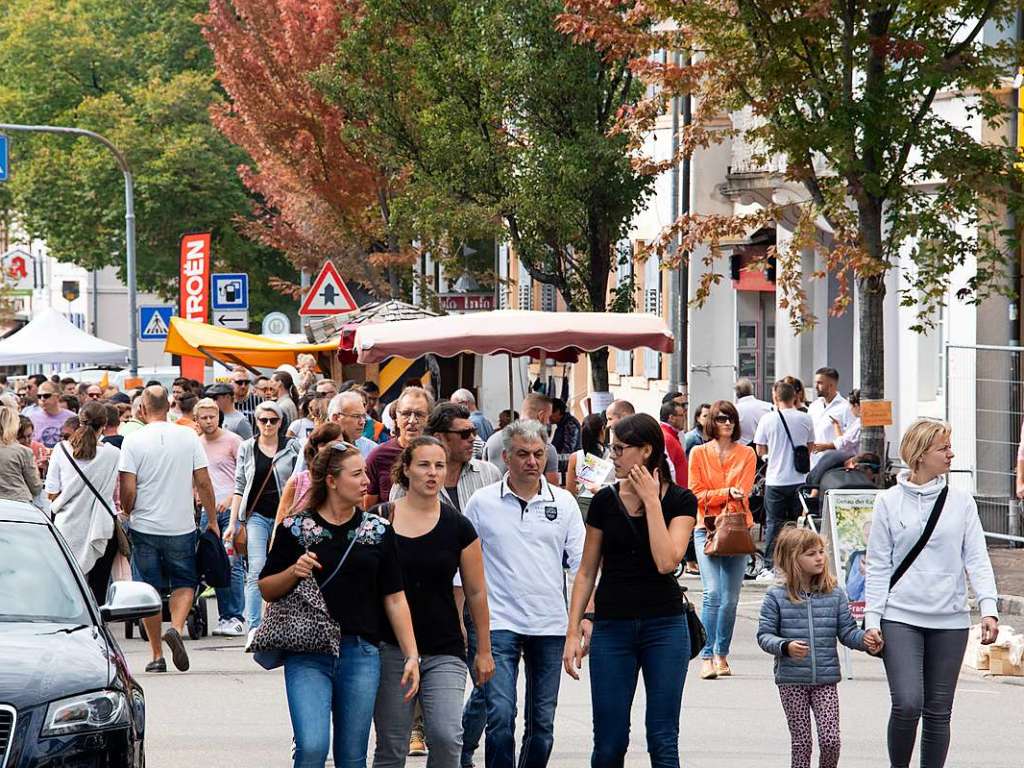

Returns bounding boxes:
[880,620,969,768]
[373,643,469,768]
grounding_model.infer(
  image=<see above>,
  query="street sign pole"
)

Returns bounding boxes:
[0,123,138,377]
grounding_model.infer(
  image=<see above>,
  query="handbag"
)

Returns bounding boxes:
[778,410,811,474]
[247,524,360,670]
[59,443,131,558]
[679,586,706,661]
[703,502,756,557]
[236,447,282,557]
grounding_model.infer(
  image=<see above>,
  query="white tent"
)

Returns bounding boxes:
[0,308,128,365]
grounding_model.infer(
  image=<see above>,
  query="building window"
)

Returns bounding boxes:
[540,283,557,312]
[517,262,532,310]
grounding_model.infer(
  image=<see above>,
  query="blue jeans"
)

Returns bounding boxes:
[199,509,244,622]
[693,528,747,659]
[484,631,563,768]
[129,528,198,591]
[283,637,381,768]
[461,608,487,767]
[763,484,802,570]
[244,513,276,629]
[589,615,689,768]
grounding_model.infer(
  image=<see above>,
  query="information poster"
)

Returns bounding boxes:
[822,490,880,622]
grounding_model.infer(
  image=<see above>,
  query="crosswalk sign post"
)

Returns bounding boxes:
[0,134,9,182]
[139,306,173,341]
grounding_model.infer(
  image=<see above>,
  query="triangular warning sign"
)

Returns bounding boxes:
[144,311,169,337]
[299,260,358,316]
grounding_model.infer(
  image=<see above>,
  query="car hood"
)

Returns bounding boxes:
[0,623,111,709]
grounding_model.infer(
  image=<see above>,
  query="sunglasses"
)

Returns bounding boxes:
[257,417,280,425]
[231,379,250,386]
[714,415,733,424]
[87,392,102,399]
[397,409,428,421]
[443,428,477,440]
[38,393,55,400]
[330,441,357,452]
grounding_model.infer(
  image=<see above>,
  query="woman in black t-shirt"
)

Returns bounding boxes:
[563,413,697,768]
[371,436,493,768]
[260,442,419,768]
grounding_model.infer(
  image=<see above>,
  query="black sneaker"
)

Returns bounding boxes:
[145,658,167,673]
[162,627,190,671]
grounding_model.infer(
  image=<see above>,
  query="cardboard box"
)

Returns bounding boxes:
[987,646,1024,677]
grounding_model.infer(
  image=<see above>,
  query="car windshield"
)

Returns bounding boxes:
[0,522,90,624]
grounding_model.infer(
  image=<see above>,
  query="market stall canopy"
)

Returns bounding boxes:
[352,310,674,364]
[0,308,128,365]
[165,317,338,370]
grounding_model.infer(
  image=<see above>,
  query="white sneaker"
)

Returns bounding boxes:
[223,618,245,637]
[211,619,229,636]
[755,568,776,583]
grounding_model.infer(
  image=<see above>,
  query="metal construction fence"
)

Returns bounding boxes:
[945,344,1024,545]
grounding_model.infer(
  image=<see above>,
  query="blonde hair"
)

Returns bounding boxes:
[899,418,951,470]
[773,526,836,603]
[194,397,220,416]
[0,405,19,445]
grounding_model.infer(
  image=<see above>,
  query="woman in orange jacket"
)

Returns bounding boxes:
[687,399,756,681]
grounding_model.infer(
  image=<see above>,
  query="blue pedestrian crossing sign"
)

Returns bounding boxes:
[139,305,173,340]
[0,135,8,182]
[211,273,249,310]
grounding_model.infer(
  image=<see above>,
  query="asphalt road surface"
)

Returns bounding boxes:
[122,583,1024,767]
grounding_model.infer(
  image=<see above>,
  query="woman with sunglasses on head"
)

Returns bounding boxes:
[371,436,493,767]
[226,401,302,632]
[260,441,420,768]
[687,400,757,680]
[564,413,697,768]
[277,422,344,524]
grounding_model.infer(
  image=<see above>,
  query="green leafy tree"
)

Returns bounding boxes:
[322,0,653,389]
[0,0,297,320]
[563,0,1024,454]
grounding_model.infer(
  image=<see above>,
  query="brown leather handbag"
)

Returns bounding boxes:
[703,501,756,557]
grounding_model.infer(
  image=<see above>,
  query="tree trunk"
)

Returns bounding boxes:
[857,201,886,461]
[589,348,610,392]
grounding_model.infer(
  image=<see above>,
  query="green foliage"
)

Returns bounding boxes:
[322,0,653,319]
[0,0,297,316]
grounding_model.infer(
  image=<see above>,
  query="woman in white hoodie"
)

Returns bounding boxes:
[864,418,999,768]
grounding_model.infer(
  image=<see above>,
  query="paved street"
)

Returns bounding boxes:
[122,581,1024,767]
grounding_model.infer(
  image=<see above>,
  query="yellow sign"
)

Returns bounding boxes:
[860,400,893,428]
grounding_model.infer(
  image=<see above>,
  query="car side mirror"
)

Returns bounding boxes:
[100,582,162,623]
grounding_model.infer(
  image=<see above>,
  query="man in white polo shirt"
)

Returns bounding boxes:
[462,419,585,768]
[807,366,852,468]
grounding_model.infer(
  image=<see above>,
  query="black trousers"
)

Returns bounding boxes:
[87,536,118,605]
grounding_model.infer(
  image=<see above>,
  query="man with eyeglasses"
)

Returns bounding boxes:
[29,381,72,448]
[327,391,377,458]
[229,365,262,426]
[363,386,434,509]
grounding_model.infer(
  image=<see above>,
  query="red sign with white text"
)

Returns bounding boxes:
[179,233,211,380]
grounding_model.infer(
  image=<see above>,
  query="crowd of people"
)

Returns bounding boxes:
[0,362,1002,768]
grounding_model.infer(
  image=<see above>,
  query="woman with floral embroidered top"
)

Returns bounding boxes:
[261,441,420,768]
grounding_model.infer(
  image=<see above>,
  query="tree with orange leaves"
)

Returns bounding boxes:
[201,0,411,297]
[561,0,1024,456]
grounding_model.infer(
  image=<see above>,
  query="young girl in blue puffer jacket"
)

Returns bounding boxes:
[757,527,883,768]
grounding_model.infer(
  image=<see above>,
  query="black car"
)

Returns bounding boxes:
[0,501,161,767]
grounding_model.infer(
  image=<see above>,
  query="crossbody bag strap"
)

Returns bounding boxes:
[245,447,282,519]
[59,442,117,521]
[318,511,374,590]
[777,409,797,450]
[889,486,948,590]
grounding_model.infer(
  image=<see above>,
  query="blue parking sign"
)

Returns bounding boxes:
[0,135,9,182]
[211,273,249,310]
[139,306,173,340]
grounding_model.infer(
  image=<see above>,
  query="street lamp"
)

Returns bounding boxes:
[0,123,139,376]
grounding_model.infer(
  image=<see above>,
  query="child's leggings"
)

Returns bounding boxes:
[777,684,841,768]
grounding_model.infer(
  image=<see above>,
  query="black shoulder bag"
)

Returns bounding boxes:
[59,443,131,558]
[889,486,948,589]
[609,485,705,660]
[778,410,811,474]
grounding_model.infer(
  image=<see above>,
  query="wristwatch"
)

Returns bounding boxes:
[582,612,595,622]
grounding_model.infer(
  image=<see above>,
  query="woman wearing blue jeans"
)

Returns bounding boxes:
[687,400,756,680]
[564,413,697,768]
[260,440,420,768]
[226,401,300,632]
